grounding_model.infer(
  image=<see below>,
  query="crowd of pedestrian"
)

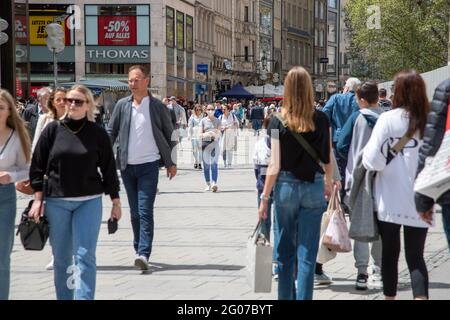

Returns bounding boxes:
[0,63,449,302]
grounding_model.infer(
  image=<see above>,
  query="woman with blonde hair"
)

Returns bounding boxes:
[258,67,334,300]
[188,104,204,169]
[0,89,31,299]
[29,85,122,300]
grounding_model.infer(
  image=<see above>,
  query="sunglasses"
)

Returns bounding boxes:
[64,98,86,107]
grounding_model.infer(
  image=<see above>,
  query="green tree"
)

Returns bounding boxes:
[344,0,449,81]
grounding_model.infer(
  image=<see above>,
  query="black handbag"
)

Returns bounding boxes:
[16,173,50,251]
[16,200,49,251]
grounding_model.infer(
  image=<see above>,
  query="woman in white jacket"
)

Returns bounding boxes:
[0,90,31,299]
[362,70,430,300]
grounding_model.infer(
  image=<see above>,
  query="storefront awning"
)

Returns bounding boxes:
[19,74,75,82]
[59,79,130,92]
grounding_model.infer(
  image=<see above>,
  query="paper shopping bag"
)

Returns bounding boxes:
[246,222,273,293]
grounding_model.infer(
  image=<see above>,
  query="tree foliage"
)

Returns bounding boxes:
[344,0,449,81]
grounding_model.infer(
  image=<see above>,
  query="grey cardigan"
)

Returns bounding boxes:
[347,151,379,242]
[107,94,177,171]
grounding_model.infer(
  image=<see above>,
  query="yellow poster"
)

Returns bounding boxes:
[29,16,65,45]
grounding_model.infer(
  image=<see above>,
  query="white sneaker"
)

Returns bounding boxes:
[314,273,333,285]
[369,266,383,289]
[211,183,218,193]
[134,256,149,271]
[204,185,211,192]
[45,256,54,271]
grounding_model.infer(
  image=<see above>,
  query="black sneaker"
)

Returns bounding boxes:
[194,164,198,169]
[198,164,202,170]
[356,273,369,290]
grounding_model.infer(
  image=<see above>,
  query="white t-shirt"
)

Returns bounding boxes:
[0,130,29,183]
[127,97,161,165]
[362,108,431,228]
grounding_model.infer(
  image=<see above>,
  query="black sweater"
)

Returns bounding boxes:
[30,117,120,199]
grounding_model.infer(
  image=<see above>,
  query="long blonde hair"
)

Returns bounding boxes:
[0,89,31,162]
[282,66,315,132]
[68,85,96,122]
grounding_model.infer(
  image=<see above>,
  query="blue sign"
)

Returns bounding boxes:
[197,64,208,74]
[196,84,208,95]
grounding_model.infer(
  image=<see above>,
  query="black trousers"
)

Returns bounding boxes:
[377,220,429,298]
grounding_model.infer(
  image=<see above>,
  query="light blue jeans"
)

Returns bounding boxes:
[45,197,102,300]
[0,184,16,300]
[274,172,326,300]
[202,143,220,184]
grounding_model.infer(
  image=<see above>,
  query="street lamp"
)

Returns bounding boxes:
[46,23,65,88]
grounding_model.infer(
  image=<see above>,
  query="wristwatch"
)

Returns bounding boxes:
[260,193,270,201]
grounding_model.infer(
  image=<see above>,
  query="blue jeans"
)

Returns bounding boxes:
[202,144,219,184]
[252,120,263,135]
[191,139,202,165]
[257,191,273,242]
[121,161,159,259]
[442,204,450,251]
[0,184,16,300]
[274,172,326,300]
[45,197,102,300]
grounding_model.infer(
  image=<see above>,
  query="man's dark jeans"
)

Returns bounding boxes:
[121,161,160,259]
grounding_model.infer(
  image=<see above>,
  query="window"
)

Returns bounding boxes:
[315,0,319,18]
[327,45,336,73]
[176,11,184,50]
[85,4,150,46]
[186,15,193,52]
[315,28,319,46]
[244,6,249,22]
[245,46,249,61]
[166,7,175,47]
[328,12,337,43]
[328,0,337,9]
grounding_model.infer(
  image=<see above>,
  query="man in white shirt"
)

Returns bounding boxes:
[108,65,177,271]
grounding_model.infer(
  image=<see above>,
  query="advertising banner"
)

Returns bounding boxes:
[15,15,27,45]
[98,16,137,46]
[29,16,70,45]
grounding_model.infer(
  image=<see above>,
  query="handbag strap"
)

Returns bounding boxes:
[386,133,413,165]
[0,129,15,157]
[274,113,323,167]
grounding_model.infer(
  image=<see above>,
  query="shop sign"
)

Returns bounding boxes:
[85,46,150,63]
[98,16,137,46]
[15,16,27,45]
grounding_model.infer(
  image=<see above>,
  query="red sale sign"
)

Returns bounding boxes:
[98,16,137,46]
[15,15,27,45]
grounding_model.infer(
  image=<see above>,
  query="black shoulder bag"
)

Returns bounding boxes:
[15,123,58,251]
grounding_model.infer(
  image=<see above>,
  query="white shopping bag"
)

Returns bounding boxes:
[414,103,450,201]
[246,222,273,293]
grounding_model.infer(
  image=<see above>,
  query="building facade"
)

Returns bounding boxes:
[232,0,259,88]
[195,0,215,102]
[327,0,339,85]
[13,0,196,100]
[281,0,314,79]
[339,0,351,84]
[312,0,327,98]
